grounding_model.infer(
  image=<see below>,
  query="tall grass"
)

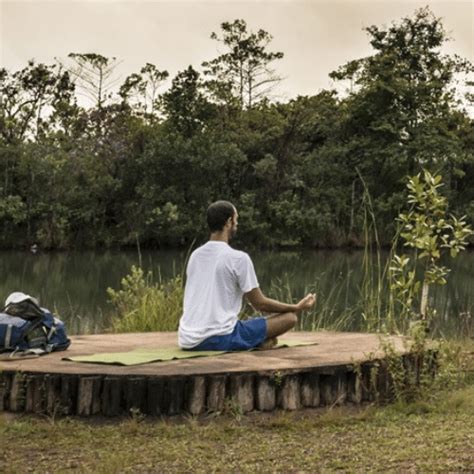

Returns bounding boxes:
[263,172,426,336]
[258,172,397,335]
[263,273,357,332]
[107,265,183,332]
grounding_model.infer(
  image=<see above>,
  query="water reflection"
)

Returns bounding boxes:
[0,249,471,337]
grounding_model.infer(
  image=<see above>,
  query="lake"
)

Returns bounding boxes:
[0,248,472,338]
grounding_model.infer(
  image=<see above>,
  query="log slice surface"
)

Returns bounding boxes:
[0,331,410,378]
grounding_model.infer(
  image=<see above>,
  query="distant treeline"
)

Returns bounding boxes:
[0,8,472,250]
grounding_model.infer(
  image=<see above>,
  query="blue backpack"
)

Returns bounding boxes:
[0,298,70,356]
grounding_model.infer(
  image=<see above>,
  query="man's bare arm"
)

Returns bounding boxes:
[245,288,316,314]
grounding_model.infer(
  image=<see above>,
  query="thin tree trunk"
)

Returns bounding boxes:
[420,281,429,321]
[349,179,356,236]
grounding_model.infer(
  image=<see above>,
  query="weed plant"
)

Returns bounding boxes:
[107,265,183,332]
[378,332,474,404]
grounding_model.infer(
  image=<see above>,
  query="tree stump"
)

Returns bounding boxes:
[376,361,391,401]
[186,376,206,416]
[102,376,123,416]
[60,375,78,415]
[166,377,186,415]
[301,372,320,407]
[0,372,13,411]
[147,377,165,416]
[335,372,348,405]
[347,370,362,404]
[77,376,102,416]
[25,374,45,413]
[361,363,374,402]
[125,377,147,415]
[320,374,338,406]
[256,376,276,411]
[45,374,62,416]
[278,375,301,410]
[9,373,26,412]
[206,375,227,413]
[229,375,254,413]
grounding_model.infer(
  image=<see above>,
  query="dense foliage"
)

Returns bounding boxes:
[0,9,472,250]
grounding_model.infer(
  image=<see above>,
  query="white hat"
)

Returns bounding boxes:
[5,292,39,307]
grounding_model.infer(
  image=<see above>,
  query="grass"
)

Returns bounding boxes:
[0,324,471,472]
[0,383,473,472]
[263,273,358,332]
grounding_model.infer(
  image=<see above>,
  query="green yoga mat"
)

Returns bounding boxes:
[63,339,317,366]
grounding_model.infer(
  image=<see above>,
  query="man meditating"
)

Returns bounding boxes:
[178,200,316,351]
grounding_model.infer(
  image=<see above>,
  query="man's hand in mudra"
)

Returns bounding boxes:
[296,293,316,312]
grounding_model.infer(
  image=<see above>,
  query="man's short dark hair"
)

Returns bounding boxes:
[207,201,236,232]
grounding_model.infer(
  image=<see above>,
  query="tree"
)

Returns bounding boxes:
[329,7,473,241]
[67,53,121,110]
[390,170,472,330]
[162,66,214,137]
[0,61,75,144]
[119,63,169,120]
[0,61,77,239]
[202,19,284,108]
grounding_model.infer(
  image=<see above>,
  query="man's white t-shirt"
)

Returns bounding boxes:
[178,241,259,349]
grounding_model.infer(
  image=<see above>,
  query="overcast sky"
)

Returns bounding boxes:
[1,0,472,103]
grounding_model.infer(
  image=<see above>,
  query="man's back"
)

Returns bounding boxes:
[178,241,258,348]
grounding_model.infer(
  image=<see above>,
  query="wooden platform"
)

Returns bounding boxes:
[0,331,417,417]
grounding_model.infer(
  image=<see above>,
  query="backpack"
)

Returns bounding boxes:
[0,295,70,356]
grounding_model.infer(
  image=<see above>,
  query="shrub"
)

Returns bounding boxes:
[107,265,183,332]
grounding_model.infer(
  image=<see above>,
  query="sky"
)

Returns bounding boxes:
[0,0,472,103]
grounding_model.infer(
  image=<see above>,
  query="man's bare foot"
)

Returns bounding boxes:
[257,337,278,350]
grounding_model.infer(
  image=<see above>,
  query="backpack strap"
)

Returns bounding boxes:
[4,324,13,348]
[46,324,56,340]
[21,347,51,356]
[4,347,46,359]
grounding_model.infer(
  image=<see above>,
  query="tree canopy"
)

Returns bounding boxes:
[0,9,472,250]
